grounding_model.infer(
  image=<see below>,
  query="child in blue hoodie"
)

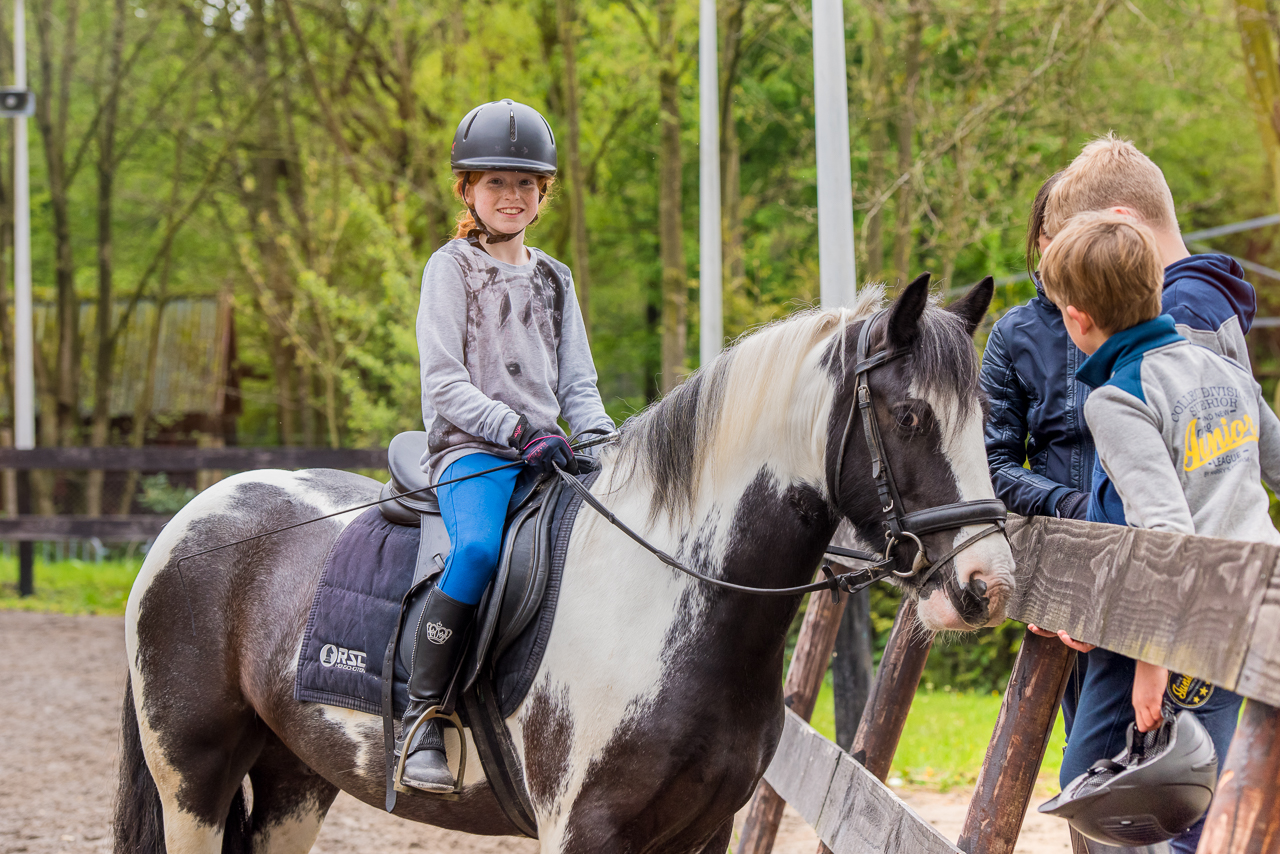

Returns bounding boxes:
[982,136,1257,852]
[1038,211,1280,853]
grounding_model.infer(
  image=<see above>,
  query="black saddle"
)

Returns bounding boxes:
[378,431,565,693]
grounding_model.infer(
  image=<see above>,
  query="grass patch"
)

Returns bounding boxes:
[0,556,144,615]
[810,678,1066,792]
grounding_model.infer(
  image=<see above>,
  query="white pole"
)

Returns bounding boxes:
[13,0,32,450]
[698,0,722,365]
[812,0,856,308]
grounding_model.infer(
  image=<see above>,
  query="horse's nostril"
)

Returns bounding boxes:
[968,578,988,600]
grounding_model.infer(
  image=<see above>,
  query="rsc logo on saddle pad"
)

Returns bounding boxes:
[319,643,367,672]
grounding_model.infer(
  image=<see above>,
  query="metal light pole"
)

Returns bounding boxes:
[812,0,856,307]
[698,0,722,366]
[12,0,33,596]
[13,0,31,451]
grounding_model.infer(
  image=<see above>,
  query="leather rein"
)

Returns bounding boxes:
[556,310,1007,621]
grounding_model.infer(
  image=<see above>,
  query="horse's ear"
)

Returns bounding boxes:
[886,272,931,349]
[947,276,994,338]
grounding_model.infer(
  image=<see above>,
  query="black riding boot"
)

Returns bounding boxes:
[400,586,474,793]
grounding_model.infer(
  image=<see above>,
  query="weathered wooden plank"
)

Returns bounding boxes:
[765,709,960,854]
[0,446,385,470]
[1236,570,1280,701]
[957,629,1075,854]
[1197,700,1280,854]
[0,515,171,540]
[738,583,847,854]
[1007,516,1279,700]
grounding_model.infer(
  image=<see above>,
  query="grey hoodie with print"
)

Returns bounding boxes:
[1079,315,1280,545]
[416,239,614,481]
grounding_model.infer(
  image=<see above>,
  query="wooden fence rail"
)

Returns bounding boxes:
[744,514,1280,854]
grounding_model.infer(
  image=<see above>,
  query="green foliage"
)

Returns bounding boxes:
[138,473,196,514]
[0,557,144,615]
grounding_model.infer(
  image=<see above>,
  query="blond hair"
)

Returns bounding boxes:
[1039,211,1164,334]
[1044,133,1178,238]
[452,171,555,239]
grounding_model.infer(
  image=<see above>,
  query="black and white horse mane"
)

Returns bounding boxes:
[608,284,982,522]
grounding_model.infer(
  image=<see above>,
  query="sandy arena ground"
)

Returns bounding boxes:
[0,610,1072,853]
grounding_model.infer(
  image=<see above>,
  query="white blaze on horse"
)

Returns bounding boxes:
[115,273,1015,854]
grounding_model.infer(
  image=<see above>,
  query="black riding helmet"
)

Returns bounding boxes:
[1039,709,1218,847]
[451,99,556,245]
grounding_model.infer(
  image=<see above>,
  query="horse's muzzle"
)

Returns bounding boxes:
[948,576,990,628]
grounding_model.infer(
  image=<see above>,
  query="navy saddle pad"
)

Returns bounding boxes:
[294,478,587,718]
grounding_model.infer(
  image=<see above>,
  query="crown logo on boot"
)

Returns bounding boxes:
[424,620,453,645]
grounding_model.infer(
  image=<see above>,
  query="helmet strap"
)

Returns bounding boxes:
[467,206,524,245]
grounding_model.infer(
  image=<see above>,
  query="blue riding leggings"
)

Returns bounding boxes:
[1059,648,1242,854]
[434,453,520,606]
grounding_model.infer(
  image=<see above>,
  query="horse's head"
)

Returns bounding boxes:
[825,273,1015,631]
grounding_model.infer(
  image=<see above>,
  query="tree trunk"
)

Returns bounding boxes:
[34,0,82,454]
[657,0,686,393]
[861,2,888,282]
[890,4,924,283]
[247,0,299,444]
[558,0,593,339]
[718,0,746,331]
[86,0,127,517]
[1235,0,1280,211]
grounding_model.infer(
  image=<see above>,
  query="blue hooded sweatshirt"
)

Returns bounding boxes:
[1088,253,1256,524]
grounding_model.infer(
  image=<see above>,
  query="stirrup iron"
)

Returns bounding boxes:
[394,704,468,798]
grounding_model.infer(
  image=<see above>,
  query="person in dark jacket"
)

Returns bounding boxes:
[981,172,1095,521]
[986,135,1258,854]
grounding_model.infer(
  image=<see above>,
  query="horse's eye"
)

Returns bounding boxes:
[893,405,924,433]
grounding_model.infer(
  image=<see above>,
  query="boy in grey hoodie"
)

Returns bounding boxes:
[1039,211,1280,853]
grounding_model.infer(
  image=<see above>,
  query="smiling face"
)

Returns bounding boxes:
[463,170,542,236]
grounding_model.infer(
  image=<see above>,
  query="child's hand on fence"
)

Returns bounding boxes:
[1026,624,1096,653]
[1133,661,1169,732]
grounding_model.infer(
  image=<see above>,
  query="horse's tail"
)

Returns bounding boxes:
[113,675,255,854]
[113,672,164,854]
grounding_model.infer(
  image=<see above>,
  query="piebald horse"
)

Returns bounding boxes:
[115,275,1015,853]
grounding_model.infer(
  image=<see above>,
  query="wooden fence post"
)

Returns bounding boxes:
[956,629,1075,854]
[813,597,933,854]
[736,587,847,854]
[1197,699,1280,853]
[831,587,874,749]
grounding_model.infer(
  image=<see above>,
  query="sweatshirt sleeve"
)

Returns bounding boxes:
[1252,381,1280,493]
[1085,386,1195,535]
[554,270,615,437]
[416,253,520,446]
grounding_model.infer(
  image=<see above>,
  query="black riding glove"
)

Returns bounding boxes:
[508,414,577,475]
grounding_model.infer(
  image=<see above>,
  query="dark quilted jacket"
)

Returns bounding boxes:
[980,278,1095,518]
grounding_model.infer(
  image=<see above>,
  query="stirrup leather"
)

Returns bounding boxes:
[394,704,468,797]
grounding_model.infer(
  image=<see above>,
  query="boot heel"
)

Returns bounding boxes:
[394,704,467,797]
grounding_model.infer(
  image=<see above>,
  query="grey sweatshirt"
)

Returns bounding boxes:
[416,239,614,481]
[1078,315,1280,545]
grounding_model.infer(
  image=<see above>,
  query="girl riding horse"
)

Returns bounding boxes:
[404,99,615,792]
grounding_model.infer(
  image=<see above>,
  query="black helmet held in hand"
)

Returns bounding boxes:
[1039,709,1218,847]
[451,99,557,177]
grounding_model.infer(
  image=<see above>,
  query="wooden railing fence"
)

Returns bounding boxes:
[3,447,385,593]
[739,515,1280,854]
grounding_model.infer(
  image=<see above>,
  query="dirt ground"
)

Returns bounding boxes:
[0,611,1071,853]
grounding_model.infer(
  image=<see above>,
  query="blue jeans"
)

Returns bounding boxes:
[1060,648,1242,854]
[434,453,520,606]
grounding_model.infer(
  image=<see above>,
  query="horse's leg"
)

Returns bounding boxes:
[247,732,340,853]
[131,669,267,854]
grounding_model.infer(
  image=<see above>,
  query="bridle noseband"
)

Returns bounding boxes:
[828,310,1007,624]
